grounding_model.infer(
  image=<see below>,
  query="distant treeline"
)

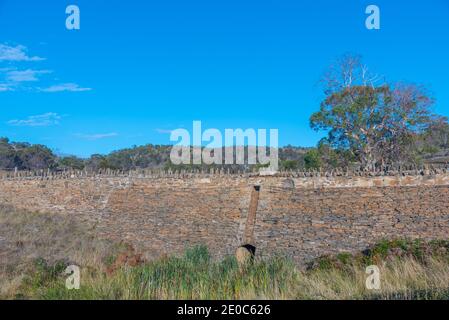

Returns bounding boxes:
[0,139,311,171]
[1,132,448,172]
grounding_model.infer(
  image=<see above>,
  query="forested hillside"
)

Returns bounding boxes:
[1,133,448,172]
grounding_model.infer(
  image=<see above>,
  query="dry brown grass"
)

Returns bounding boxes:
[0,206,115,298]
[1,206,448,300]
[296,257,449,299]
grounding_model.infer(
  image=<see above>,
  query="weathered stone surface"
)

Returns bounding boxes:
[0,173,448,265]
[235,246,254,270]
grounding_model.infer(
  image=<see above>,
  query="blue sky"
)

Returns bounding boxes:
[0,0,448,157]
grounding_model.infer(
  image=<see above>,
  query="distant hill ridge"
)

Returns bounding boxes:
[1,136,448,172]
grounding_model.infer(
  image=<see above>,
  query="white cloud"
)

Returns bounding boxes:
[0,43,92,93]
[0,84,11,92]
[8,112,62,127]
[0,44,45,62]
[75,133,118,140]
[41,83,92,93]
[6,69,52,82]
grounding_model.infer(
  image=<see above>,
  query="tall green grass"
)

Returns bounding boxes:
[13,242,449,300]
[22,246,299,300]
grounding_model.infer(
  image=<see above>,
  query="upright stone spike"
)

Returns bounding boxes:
[236,184,260,270]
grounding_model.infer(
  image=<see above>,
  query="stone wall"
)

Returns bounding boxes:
[1,172,448,265]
